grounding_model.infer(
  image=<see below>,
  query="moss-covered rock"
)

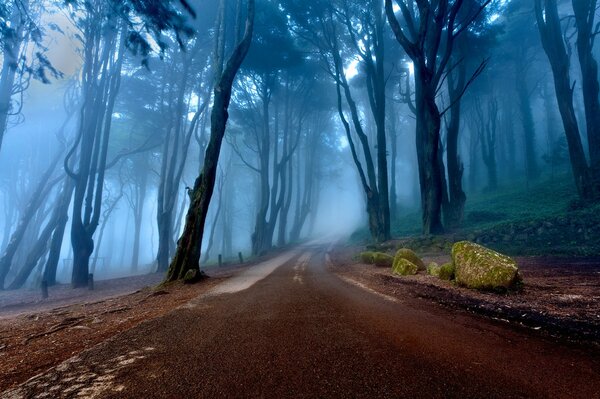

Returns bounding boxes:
[394,248,425,270]
[360,251,376,264]
[359,251,393,267]
[438,262,455,281]
[392,258,418,276]
[427,262,441,277]
[372,252,394,267]
[452,241,519,290]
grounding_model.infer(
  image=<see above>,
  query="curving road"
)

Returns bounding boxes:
[4,244,600,398]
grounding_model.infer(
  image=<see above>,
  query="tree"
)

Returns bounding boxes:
[385,0,491,234]
[65,4,128,287]
[165,0,255,282]
[286,0,392,242]
[572,0,600,191]
[0,1,60,156]
[534,0,597,201]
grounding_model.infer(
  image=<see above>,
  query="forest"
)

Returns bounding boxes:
[1,0,599,290]
[2,0,600,397]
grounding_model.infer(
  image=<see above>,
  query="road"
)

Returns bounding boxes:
[4,244,600,398]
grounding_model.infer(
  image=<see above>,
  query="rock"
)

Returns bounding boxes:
[359,251,376,264]
[392,258,418,276]
[183,269,198,283]
[452,241,519,290]
[360,251,393,266]
[438,262,455,281]
[372,252,394,267]
[427,262,441,277]
[394,248,425,270]
[183,269,207,284]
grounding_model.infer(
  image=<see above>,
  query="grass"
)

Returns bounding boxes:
[351,171,600,256]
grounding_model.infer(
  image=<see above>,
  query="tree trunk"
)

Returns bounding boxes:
[515,58,540,182]
[69,16,126,287]
[43,209,69,286]
[0,1,27,154]
[573,0,600,188]
[535,0,595,200]
[0,156,60,289]
[444,64,467,228]
[414,76,444,235]
[165,0,255,282]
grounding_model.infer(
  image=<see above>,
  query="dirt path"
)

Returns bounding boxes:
[3,244,600,398]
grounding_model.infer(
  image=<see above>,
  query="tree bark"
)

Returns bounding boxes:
[414,76,445,235]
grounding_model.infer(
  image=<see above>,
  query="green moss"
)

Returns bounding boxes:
[394,248,425,270]
[360,251,393,267]
[452,241,519,290]
[438,262,455,281]
[392,258,418,276]
[371,252,394,267]
[427,262,441,277]
[360,251,376,264]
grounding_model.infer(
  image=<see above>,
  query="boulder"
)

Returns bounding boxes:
[371,252,394,267]
[452,241,519,290]
[183,269,199,284]
[427,262,441,277]
[394,248,425,270]
[392,258,418,276]
[438,262,455,281]
[359,251,376,264]
[359,251,394,267]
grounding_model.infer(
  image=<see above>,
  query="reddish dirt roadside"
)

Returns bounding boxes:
[329,245,600,344]
[0,267,244,392]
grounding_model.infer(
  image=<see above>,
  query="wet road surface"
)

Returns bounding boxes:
[4,244,600,398]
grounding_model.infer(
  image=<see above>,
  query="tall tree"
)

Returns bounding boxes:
[385,0,490,234]
[572,0,600,190]
[65,5,127,287]
[535,0,597,201]
[166,0,255,282]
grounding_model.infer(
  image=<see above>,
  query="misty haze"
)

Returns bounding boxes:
[0,0,599,397]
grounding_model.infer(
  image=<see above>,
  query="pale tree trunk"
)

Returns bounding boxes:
[0,154,60,289]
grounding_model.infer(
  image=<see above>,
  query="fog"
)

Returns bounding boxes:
[1,0,600,290]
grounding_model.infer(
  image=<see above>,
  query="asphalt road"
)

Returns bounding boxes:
[4,244,600,398]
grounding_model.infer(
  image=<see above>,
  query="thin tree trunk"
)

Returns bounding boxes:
[515,56,540,182]
[0,155,60,289]
[0,1,28,154]
[444,63,467,228]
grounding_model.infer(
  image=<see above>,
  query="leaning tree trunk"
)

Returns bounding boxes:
[165,0,255,282]
[0,155,60,289]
